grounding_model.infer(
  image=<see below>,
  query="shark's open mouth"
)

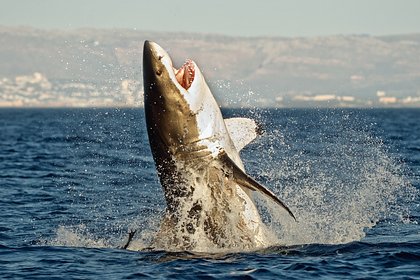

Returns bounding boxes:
[175,59,195,90]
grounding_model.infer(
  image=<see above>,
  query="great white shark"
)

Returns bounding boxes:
[142,41,295,251]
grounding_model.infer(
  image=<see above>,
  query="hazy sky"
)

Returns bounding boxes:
[1,0,419,37]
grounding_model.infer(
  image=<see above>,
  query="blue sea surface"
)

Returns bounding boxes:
[0,108,419,279]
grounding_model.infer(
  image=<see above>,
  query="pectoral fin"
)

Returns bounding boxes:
[219,152,297,221]
[224,118,262,151]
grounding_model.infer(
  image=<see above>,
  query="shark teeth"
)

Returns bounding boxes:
[175,59,195,90]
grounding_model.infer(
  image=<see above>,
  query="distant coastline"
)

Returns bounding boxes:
[1,26,419,108]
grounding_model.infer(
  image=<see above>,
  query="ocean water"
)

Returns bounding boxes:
[0,108,419,279]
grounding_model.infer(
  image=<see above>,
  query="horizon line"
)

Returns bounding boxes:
[1,24,420,40]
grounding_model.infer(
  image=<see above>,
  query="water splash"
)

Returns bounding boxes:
[50,225,110,248]
[248,109,418,246]
[50,219,159,251]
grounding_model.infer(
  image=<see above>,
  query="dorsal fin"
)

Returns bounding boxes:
[218,151,297,221]
[224,118,261,151]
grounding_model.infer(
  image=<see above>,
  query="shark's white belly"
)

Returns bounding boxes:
[236,186,268,246]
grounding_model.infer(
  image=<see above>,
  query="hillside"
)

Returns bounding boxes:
[1,26,419,107]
